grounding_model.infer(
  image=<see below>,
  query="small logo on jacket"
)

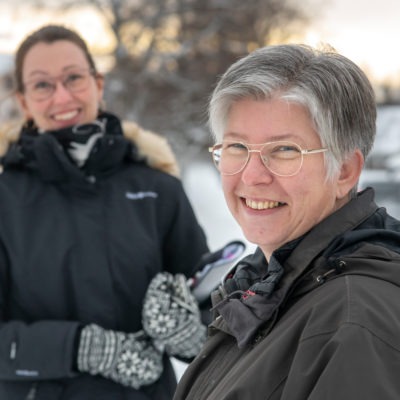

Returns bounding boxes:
[125,191,158,200]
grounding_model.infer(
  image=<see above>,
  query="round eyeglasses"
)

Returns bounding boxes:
[209,140,328,177]
[23,68,96,102]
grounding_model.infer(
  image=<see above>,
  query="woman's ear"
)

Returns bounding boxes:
[95,73,105,103]
[15,92,32,120]
[336,149,364,199]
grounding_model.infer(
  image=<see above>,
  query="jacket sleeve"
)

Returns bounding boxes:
[158,178,209,278]
[282,322,400,400]
[0,241,81,381]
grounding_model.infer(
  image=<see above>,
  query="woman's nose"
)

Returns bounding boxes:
[52,81,74,102]
[240,151,273,185]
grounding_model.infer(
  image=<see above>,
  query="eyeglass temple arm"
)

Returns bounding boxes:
[302,148,327,155]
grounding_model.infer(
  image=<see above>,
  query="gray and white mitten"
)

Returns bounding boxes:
[142,272,207,359]
[77,324,163,389]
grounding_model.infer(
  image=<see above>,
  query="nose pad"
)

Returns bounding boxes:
[52,81,74,101]
[241,151,274,184]
[259,152,270,170]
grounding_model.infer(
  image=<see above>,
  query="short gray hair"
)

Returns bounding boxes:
[208,44,376,181]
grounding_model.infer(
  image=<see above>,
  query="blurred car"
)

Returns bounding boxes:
[359,104,400,218]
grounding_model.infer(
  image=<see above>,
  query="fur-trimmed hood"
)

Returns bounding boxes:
[0,118,180,177]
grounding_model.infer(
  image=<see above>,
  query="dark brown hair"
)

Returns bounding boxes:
[15,24,97,92]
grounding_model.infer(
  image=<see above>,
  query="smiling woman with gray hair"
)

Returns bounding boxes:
[174,44,400,400]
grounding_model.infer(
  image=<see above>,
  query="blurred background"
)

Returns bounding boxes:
[0,0,399,252]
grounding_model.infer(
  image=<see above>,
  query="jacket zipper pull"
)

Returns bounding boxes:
[10,341,17,359]
[316,259,346,284]
[26,383,37,400]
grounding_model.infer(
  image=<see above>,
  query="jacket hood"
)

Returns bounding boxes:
[0,116,180,177]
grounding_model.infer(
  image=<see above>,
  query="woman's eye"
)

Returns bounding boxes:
[272,145,299,153]
[34,80,53,90]
[269,144,301,159]
[225,142,247,151]
[66,73,83,83]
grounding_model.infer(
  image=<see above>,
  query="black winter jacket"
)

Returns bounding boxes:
[0,115,208,400]
[174,188,400,400]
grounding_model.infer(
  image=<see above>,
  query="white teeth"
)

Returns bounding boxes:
[54,110,78,121]
[245,199,282,210]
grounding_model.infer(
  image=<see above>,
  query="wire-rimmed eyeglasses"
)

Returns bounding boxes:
[23,68,96,102]
[208,140,328,177]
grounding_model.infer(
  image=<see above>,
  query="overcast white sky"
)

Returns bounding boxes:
[0,1,400,83]
[308,0,400,82]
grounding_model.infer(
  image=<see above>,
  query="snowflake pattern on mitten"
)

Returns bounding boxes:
[142,272,206,358]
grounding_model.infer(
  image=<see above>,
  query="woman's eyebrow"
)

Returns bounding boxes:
[223,131,301,142]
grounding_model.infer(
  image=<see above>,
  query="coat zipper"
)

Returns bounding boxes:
[25,383,37,400]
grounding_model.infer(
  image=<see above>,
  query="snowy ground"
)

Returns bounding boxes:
[182,159,256,253]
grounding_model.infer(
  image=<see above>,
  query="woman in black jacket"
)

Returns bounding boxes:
[0,24,209,400]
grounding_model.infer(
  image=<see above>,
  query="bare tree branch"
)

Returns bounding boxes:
[13,0,315,164]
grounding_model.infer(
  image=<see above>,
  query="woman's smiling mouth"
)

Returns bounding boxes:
[244,198,286,210]
[53,110,80,121]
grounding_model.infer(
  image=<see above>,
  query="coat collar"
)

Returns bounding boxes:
[281,188,379,290]
[1,113,137,183]
[0,113,180,178]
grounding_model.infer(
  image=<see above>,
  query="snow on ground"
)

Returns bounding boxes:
[182,158,254,252]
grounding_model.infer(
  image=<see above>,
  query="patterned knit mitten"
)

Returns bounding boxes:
[77,324,163,388]
[142,272,206,359]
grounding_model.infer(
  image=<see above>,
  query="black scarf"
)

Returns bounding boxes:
[212,239,301,348]
[21,112,124,168]
[45,112,123,167]
[5,112,143,181]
